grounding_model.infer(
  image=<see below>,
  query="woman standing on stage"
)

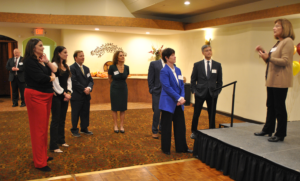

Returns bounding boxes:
[159,48,192,155]
[24,38,58,171]
[49,46,72,153]
[254,19,295,142]
[108,51,129,133]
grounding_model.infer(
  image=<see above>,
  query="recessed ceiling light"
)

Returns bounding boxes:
[95,28,99,30]
[146,32,150,34]
[184,1,190,5]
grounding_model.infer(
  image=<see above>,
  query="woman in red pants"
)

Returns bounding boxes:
[23,38,58,172]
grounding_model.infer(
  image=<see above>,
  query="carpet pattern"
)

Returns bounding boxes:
[0,106,243,181]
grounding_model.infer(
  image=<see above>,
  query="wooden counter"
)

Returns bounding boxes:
[90,76,152,104]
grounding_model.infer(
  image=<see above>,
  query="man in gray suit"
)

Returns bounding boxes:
[190,45,222,139]
[148,53,164,139]
[6,48,26,107]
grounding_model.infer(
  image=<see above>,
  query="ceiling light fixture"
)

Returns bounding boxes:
[146,32,150,34]
[184,1,190,5]
[95,28,99,30]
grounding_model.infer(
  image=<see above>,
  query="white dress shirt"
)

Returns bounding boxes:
[14,57,20,75]
[167,64,183,102]
[161,59,165,68]
[204,58,212,76]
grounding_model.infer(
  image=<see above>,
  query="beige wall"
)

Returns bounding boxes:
[0,26,61,55]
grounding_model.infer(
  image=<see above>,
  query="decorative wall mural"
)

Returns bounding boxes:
[91,43,127,58]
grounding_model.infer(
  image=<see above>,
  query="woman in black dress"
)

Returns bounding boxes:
[49,46,72,153]
[108,51,129,133]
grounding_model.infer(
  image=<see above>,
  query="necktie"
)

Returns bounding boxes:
[14,57,17,75]
[207,61,211,78]
[80,66,85,75]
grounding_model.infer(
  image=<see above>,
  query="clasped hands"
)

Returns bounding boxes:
[63,92,71,102]
[255,45,269,62]
[12,67,19,71]
[177,97,186,106]
[83,87,90,95]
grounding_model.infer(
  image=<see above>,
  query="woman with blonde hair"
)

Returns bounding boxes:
[254,19,295,142]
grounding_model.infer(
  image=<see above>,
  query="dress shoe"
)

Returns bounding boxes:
[50,149,63,153]
[190,133,197,139]
[80,130,93,135]
[268,136,284,142]
[20,103,26,107]
[47,157,53,162]
[36,166,51,172]
[114,129,119,133]
[120,129,125,133]
[60,143,69,147]
[71,132,81,137]
[254,131,272,137]
[162,150,170,155]
[152,134,159,139]
[176,149,193,153]
[12,104,18,107]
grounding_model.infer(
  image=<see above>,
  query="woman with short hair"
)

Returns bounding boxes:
[159,48,192,155]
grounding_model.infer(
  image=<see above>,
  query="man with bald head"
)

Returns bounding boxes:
[6,48,26,107]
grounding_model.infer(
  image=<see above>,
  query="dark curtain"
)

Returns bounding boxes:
[0,43,10,95]
[193,131,300,181]
[0,42,18,96]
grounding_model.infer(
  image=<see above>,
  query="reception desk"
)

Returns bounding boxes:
[90,76,152,104]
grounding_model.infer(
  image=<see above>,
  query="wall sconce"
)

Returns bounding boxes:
[205,39,211,45]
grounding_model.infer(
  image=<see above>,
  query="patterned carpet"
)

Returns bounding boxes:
[0,106,243,181]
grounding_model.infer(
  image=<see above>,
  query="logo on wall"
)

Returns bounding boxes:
[91,43,127,58]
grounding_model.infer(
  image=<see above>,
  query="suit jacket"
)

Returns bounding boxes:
[159,65,185,113]
[191,60,223,98]
[70,62,94,101]
[6,56,25,82]
[266,37,294,88]
[148,59,164,95]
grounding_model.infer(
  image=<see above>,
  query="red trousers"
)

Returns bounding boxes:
[25,88,53,168]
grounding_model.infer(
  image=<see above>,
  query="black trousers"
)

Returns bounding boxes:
[152,94,162,134]
[262,87,288,137]
[11,76,25,105]
[191,93,218,132]
[161,106,188,153]
[70,98,90,133]
[49,94,69,150]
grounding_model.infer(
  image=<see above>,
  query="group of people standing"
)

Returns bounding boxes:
[20,38,129,171]
[148,45,223,155]
[147,18,296,158]
[8,18,295,172]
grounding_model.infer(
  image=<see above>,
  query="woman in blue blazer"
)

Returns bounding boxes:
[159,48,192,155]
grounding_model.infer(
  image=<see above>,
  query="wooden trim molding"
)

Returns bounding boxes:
[185,3,300,30]
[0,13,185,31]
[0,3,299,31]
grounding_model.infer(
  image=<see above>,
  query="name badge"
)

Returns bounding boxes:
[212,69,217,73]
[270,47,277,52]
[87,73,91,77]
[114,71,119,75]
[19,62,23,65]
[178,75,183,80]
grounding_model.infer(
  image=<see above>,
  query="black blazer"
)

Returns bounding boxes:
[6,56,25,82]
[191,60,223,98]
[70,63,94,101]
[148,59,163,96]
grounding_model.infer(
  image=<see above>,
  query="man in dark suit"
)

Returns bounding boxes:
[190,45,223,139]
[6,48,26,107]
[148,54,164,139]
[70,50,94,137]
